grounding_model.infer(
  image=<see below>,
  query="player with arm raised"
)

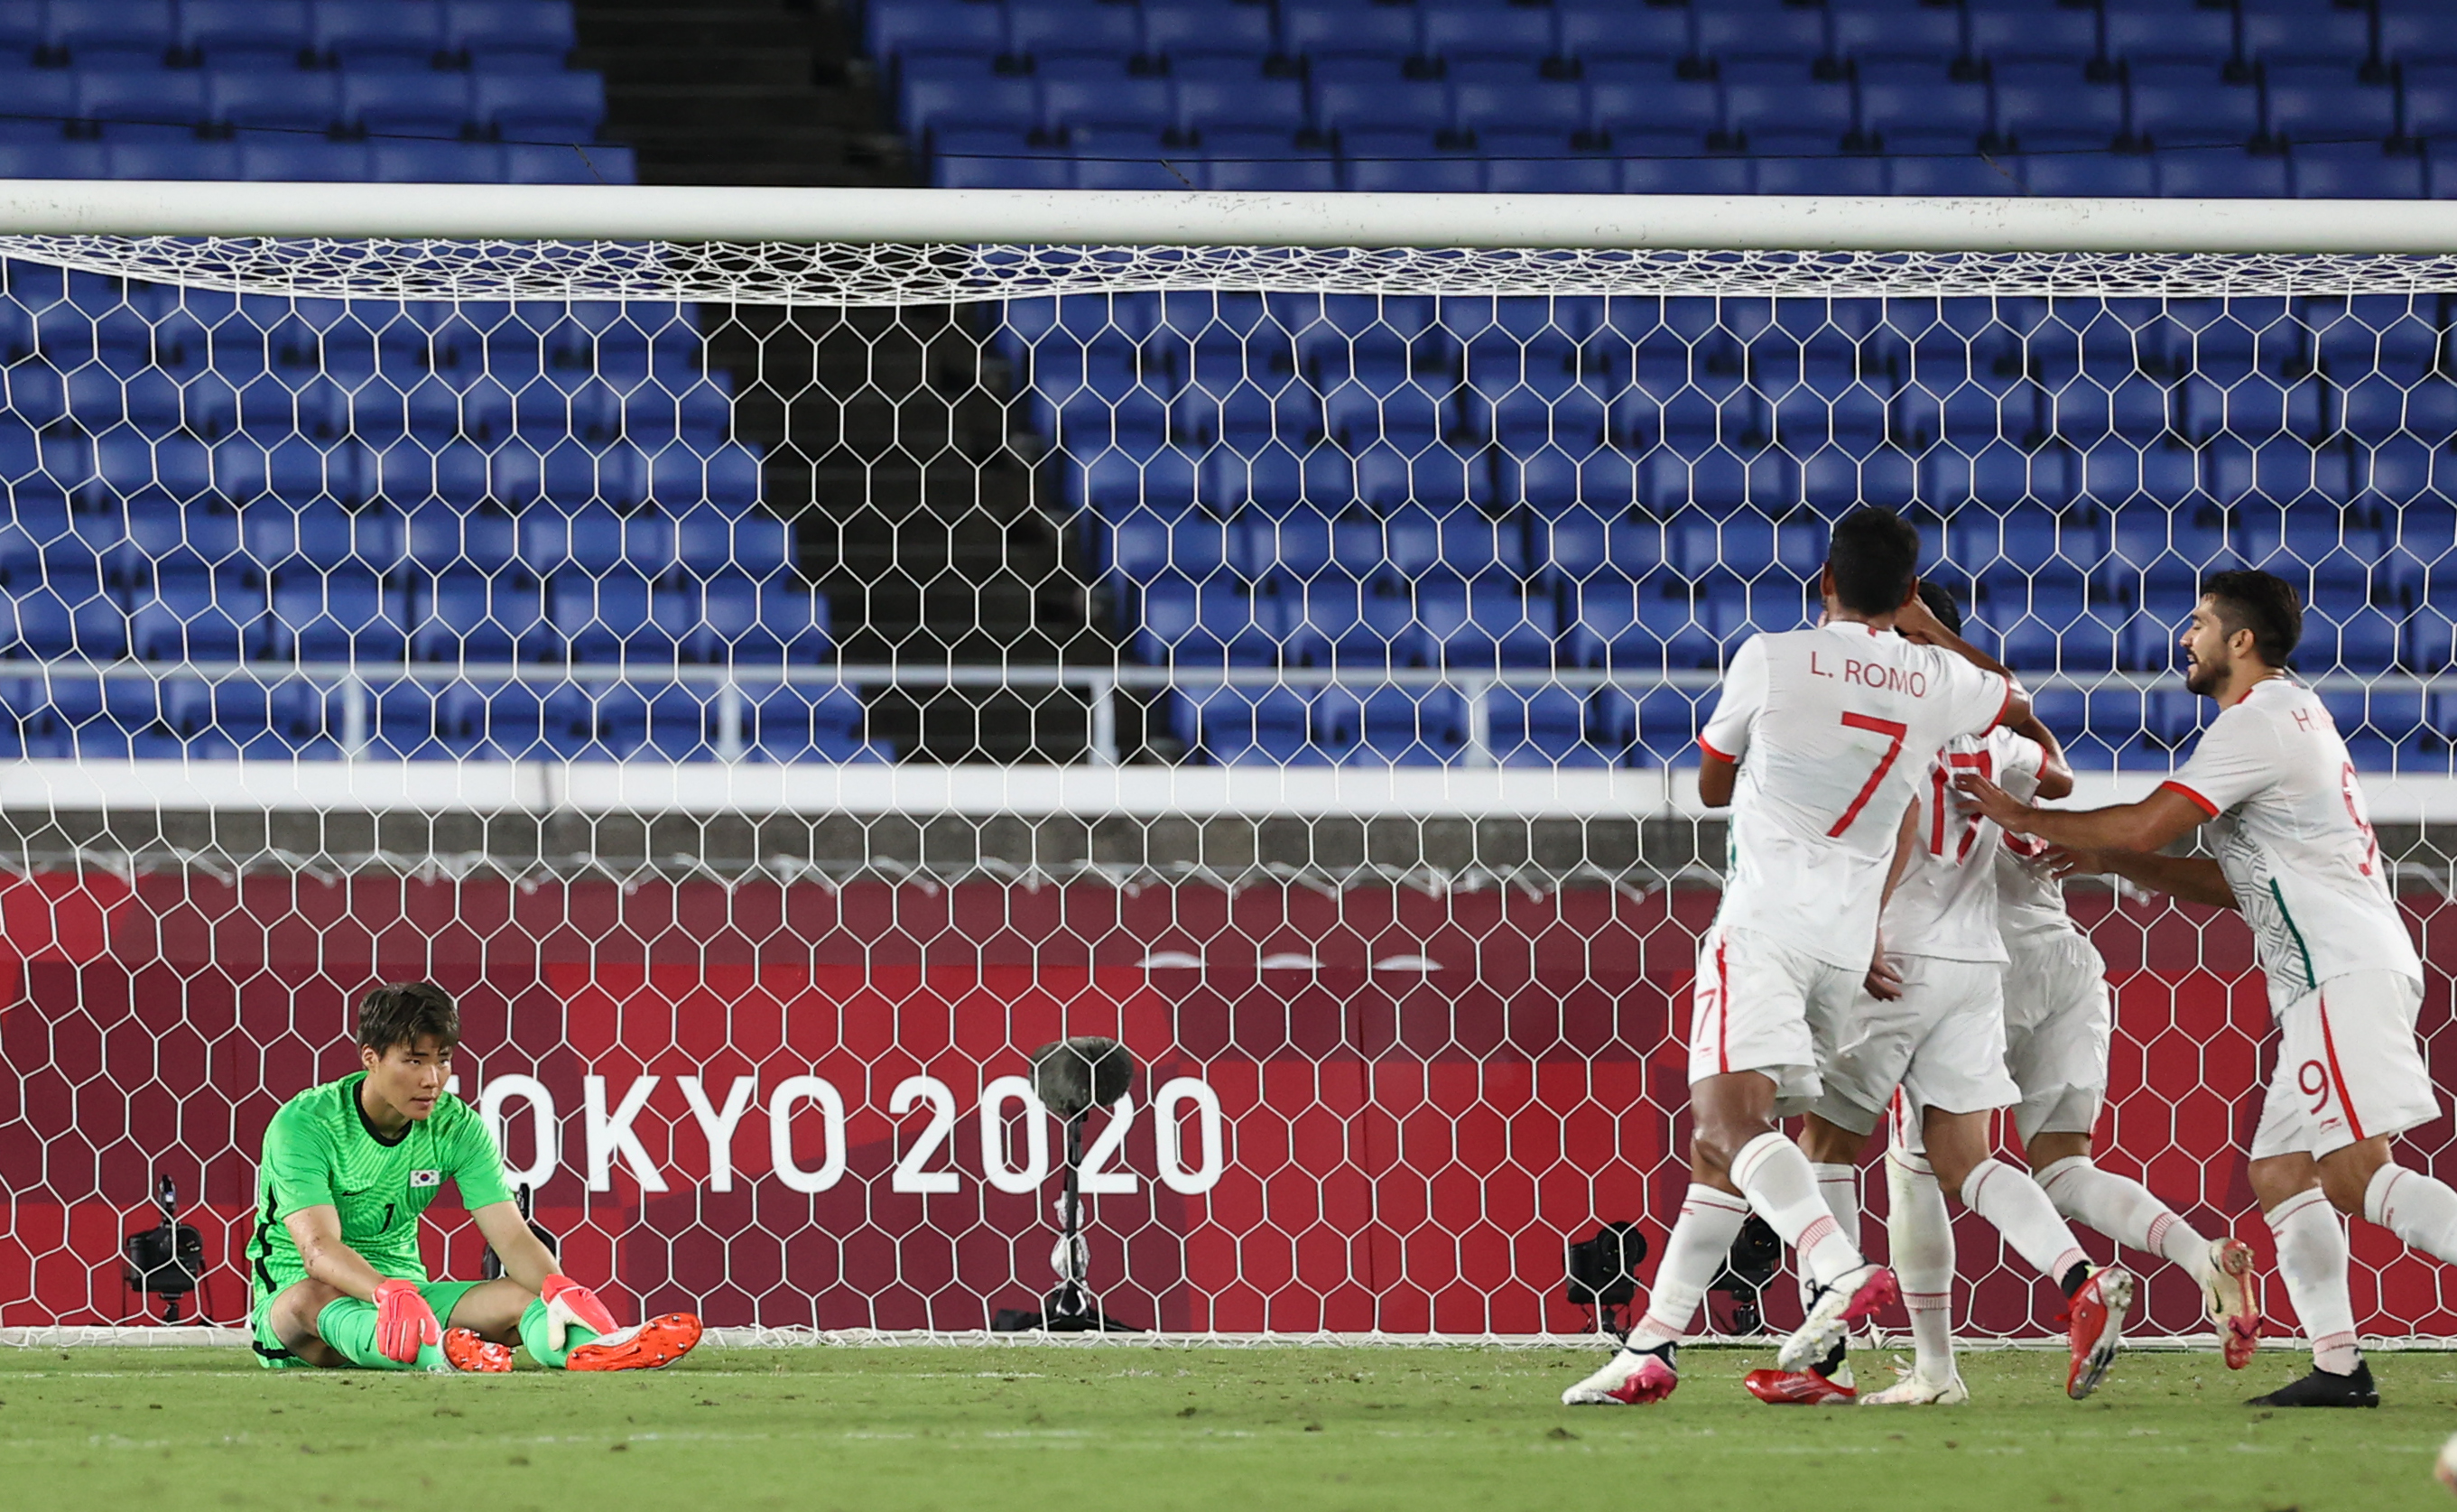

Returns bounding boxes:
[1761,583,2136,1407]
[1959,570,2433,1408]
[1563,509,2026,1408]
[248,982,703,1374]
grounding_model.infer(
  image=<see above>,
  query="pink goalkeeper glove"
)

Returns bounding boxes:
[372,1279,441,1364]
[540,1274,620,1350]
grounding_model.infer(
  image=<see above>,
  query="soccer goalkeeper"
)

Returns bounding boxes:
[247,982,701,1374]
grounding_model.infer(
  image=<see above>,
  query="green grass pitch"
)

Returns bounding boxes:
[7,1344,2457,1511]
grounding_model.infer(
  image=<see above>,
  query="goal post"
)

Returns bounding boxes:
[0,183,2449,1344]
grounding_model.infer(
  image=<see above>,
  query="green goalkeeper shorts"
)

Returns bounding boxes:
[249,1279,489,1369]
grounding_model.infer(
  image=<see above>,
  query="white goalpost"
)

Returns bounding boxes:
[0,182,2449,1348]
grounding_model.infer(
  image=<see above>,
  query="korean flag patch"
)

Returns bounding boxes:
[410,1170,440,1188]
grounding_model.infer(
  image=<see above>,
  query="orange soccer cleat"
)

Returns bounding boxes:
[566,1313,705,1373]
[440,1327,515,1373]
[2063,1266,2136,1400]
[1743,1368,1858,1405]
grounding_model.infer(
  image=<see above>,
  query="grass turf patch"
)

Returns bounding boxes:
[1,1343,2452,1510]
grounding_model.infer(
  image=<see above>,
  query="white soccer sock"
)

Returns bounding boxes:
[2036,1155,2211,1277]
[1887,1146,1956,1381]
[1796,1161,1861,1316]
[2363,1164,2457,1267]
[1958,1157,2091,1285]
[1625,1183,1752,1351]
[1732,1132,1864,1288]
[2267,1188,2361,1374]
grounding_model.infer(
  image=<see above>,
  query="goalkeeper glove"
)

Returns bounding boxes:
[540,1274,620,1351]
[372,1279,441,1364]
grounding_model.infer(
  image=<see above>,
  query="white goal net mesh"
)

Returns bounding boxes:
[0,226,2448,1345]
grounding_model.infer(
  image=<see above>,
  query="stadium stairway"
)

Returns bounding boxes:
[579,0,1120,761]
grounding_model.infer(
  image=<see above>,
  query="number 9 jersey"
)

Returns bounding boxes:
[1700,620,2014,971]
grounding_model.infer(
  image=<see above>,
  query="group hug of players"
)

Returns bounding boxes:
[1565,507,2440,1410]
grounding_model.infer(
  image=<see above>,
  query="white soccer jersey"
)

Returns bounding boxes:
[1992,730,2082,943]
[1882,725,2044,963]
[1700,621,2014,970]
[2161,677,2424,1012]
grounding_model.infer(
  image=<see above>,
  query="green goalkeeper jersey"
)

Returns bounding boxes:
[246,1072,514,1305]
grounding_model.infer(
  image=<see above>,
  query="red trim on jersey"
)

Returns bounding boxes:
[2158,780,2221,818]
[2317,988,2367,1143]
[1987,676,2015,732]
[1713,932,1731,1074]
[1699,737,1736,764]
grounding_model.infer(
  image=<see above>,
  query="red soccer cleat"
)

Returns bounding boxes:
[1744,1368,1858,1405]
[566,1312,704,1373]
[2203,1238,2263,1371]
[440,1327,514,1373]
[2063,1266,2135,1400]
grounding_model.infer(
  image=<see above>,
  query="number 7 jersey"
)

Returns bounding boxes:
[1700,621,2014,970]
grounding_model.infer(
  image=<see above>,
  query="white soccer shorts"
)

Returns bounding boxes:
[1811,954,2022,1136]
[1687,922,1862,1113]
[2249,969,2436,1161]
[2002,929,2115,1144]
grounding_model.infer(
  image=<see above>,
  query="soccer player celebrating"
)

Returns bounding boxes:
[1563,509,2026,1408]
[248,982,703,1374]
[1959,570,2433,1408]
[1761,585,2139,1407]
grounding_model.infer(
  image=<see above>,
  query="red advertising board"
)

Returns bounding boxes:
[0,874,2449,1340]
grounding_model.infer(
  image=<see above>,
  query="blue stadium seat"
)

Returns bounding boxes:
[403,499,519,570]
[370,141,509,183]
[343,70,476,137]
[2240,4,2372,68]
[2,572,127,660]
[935,125,1071,187]
[181,0,313,64]
[871,0,1006,65]
[1490,683,1606,766]
[51,0,179,61]
[2265,63,2398,148]
[1555,0,1692,65]
[1453,74,1581,138]
[1694,0,1831,67]
[78,68,208,128]
[1280,0,1421,62]
[1420,0,1556,66]
[1174,70,1306,135]
[412,571,551,662]
[1141,2,1275,62]
[1341,129,1483,190]
[681,578,830,663]
[1722,60,1852,146]
[1174,683,1321,765]
[1829,0,1962,67]
[269,568,409,661]
[1754,144,1887,194]
[1482,134,1616,192]
[1964,0,2096,66]
[210,68,343,133]
[2158,147,2291,198]
[127,570,267,662]
[237,138,373,181]
[1042,56,1173,132]
[2128,64,2262,150]
[1007,0,1145,61]
[447,0,579,66]
[2103,3,2234,68]
[1992,60,2123,153]
[2381,4,2457,69]
[1856,60,1988,146]
[1316,683,1467,765]
[1313,65,1450,135]
[2402,65,2457,144]
[2295,141,2429,199]
[313,0,449,68]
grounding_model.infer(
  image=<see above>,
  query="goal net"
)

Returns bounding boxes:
[0,187,2449,1345]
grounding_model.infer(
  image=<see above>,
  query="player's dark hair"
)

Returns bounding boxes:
[2201,569,2302,667]
[357,982,459,1054]
[1825,508,1922,616]
[1915,580,1964,638]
